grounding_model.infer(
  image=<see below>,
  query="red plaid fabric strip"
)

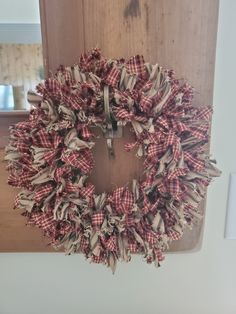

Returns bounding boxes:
[28,212,56,233]
[104,235,117,252]
[128,241,138,253]
[171,120,188,133]
[16,140,29,153]
[92,212,104,226]
[125,215,135,226]
[168,179,181,198]
[140,95,153,112]
[80,183,95,198]
[126,55,146,76]
[65,181,80,193]
[184,152,204,171]
[165,131,176,146]
[61,149,94,174]
[8,171,33,187]
[113,187,125,206]
[156,117,169,130]
[105,66,121,87]
[196,107,212,120]
[172,142,181,161]
[92,255,105,264]
[115,108,132,120]
[141,80,153,92]
[147,143,166,158]
[80,125,92,139]
[190,124,209,140]
[34,183,54,203]
[44,150,57,164]
[145,231,158,245]
[34,129,52,148]
[167,167,188,180]
[168,229,182,240]
[54,165,71,182]
[14,121,31,131]
[80,236,89,251]
[154,248,165,262]
[112,187,134,214]
[14,193,21,208]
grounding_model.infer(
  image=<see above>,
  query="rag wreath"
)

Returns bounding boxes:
[5,48,220,272]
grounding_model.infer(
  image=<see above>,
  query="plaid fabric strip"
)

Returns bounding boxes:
[125,215,135,226]
[126,55,146,76]
[168,179,181,198]
[190,124,209,140]
[196,107,212,120]
[184,152,204,171]
[167,167,188,180]
[140,95,153,112]
[80,125,92,139]
[128,242,138,253]
[58,221,73,236]
[14,121,31,131]
[156,117,169,130]
[92,255,105,264]
[147,143,166,157]
[112,187,134,214]
[105,66,121,87]
[54,165,71,182]
[141,80,153,92]
[104,235,117,252]
[34,183,54,203]
[171,120,188,133]
[145,231,158,245]
[65,181,80,193]
[165,131,175,146]
[28,212,56,233]
[16,140,29,153]
[154,248,165,262]
[115,108,132,120]
[80,236,89,251]
[34,129,52,148]
[80,183,95,198]
[44,150,57,164]
[168,229,182,240]
[172,141,181,161]
[61,149,93,174]
[92,212,104,226]
[8,171,33,187]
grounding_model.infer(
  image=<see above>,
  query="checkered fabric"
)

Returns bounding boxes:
[140,95,153,112]
[102,235,117,252]
[105,66,121,87]
[61,149,94,174]
[92,212,104,226]
[184,152,204,171]
[110,187,134,214]
[168,229,182,241]
[126,55,146,76]
[5,48,220,272]
[34,183,54,203]
[80,183,95,198]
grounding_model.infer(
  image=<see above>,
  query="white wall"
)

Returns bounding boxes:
[0,1,236,313]
[0,0,40,24]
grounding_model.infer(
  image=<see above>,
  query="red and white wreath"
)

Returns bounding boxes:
[5,49,220,272]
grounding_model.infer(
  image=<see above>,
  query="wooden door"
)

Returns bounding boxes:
[0,0,219,252]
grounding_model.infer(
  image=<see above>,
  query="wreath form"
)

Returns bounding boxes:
[5,49,220,272]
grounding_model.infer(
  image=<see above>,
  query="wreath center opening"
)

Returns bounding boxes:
[88,125,144,194]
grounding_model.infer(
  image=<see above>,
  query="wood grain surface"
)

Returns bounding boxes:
[0,0,219,252]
